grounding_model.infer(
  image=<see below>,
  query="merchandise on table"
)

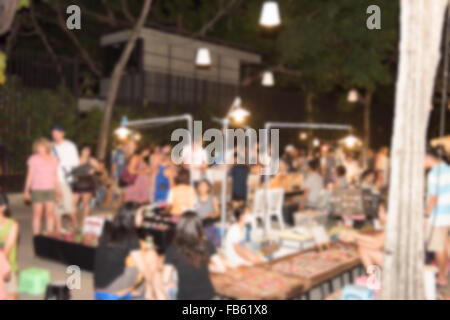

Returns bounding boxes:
[270,244,359,279]
[211,266,302,299]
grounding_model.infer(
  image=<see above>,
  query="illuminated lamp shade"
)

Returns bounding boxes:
[259,1,281,28]
[261,71,275,87]
[114,116,131,140]
[313,138,320,147]
[195,47,212,69]
[347,89,359,103]
[343,134,361,149]
[228,97,250,123]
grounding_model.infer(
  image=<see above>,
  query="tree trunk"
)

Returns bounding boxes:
[362,91,372,166]
[382,0,448,300]
[96,0,153,160]
[306,91,314,156]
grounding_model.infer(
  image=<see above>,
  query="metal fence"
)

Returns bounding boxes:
[108,70,305,116]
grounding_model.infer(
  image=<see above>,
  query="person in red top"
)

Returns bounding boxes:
[24,138,61,235]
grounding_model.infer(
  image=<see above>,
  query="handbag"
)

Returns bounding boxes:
[119,166,137,187]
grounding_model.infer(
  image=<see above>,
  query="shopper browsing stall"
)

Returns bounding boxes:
[299,159,324,210]
[24,138,60,235]
[94,203,160,300]
[163,211,226,300]
[194,179,220,247]
[72,145,100,229]
[123,146,151,205]
[424,146,450,287]
[51,125,79,233]
[166,169,196,216]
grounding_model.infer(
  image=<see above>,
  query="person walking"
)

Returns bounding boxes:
[24,138,60,235]
[51,125,79,233]
[123,146,151,205]
[72,146,99,228]
[425,146,450,287]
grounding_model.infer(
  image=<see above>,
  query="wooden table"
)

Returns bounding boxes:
[266,242,363,299]
[210,265,304,300]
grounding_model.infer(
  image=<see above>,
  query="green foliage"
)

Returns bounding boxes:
[17,0,30,11]
[0,79,77,172]
[0,51,6,85]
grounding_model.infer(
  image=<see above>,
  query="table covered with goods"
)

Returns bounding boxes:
[211,241,362,300]
[33,212,178,271]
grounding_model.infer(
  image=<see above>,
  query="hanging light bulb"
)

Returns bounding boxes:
[313,138,320,147]
[259,1,281,29]
[228,96,250,123]
[115,116,131,140]
[261,71,275,87]
[342,134,361,149]
[299,132,307,140]
[347,89,359,103]
[195,47,212,69]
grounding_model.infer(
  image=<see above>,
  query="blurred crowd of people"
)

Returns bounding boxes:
[1,124,450,300]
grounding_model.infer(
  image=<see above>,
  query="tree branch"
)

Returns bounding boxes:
[29,0,65,83]
[120,0,135,23]
[46,1,101,77]
[194,0,241,37]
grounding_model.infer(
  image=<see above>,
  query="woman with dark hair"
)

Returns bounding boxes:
[0,192,19,299]
[163,211,226,300]
[72,145,99,228]
[166,169,196,216]
[94,203,159,300]
[194,179,220,247]
[124,146,151,205]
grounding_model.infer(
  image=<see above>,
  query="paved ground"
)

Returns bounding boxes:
[11,194,95,300]
[8,194,450,300]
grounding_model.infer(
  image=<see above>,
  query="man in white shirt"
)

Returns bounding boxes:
[300,159,324,210]
[51,125,79,232]
[181,141,208,184]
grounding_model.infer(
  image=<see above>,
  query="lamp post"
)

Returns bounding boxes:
[213,97,250,243]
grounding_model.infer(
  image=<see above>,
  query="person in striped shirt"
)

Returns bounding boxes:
[425,146,450,287]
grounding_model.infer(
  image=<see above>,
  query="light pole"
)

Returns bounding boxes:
[213,97,250,243]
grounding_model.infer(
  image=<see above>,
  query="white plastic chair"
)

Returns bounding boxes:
[249,188,285,232]
[249,189,266,230]
[266,188,285,231]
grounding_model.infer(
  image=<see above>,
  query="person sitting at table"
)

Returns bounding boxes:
[340,200,387,270]
[94,203,160,300]
[166,169,196,216]
[224,206,264,267]
[162,211,227,300]
[194,179,221,247]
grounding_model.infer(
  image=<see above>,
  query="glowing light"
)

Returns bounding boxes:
[115,116,131,140]
[259,1,281,28]
[347,89,359,103]
[343,134,361,149]
[261,71,275,87]
[299,132,307,140]
[313,138,320,147]
[228,97,250,123]
[195,47,212,69]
